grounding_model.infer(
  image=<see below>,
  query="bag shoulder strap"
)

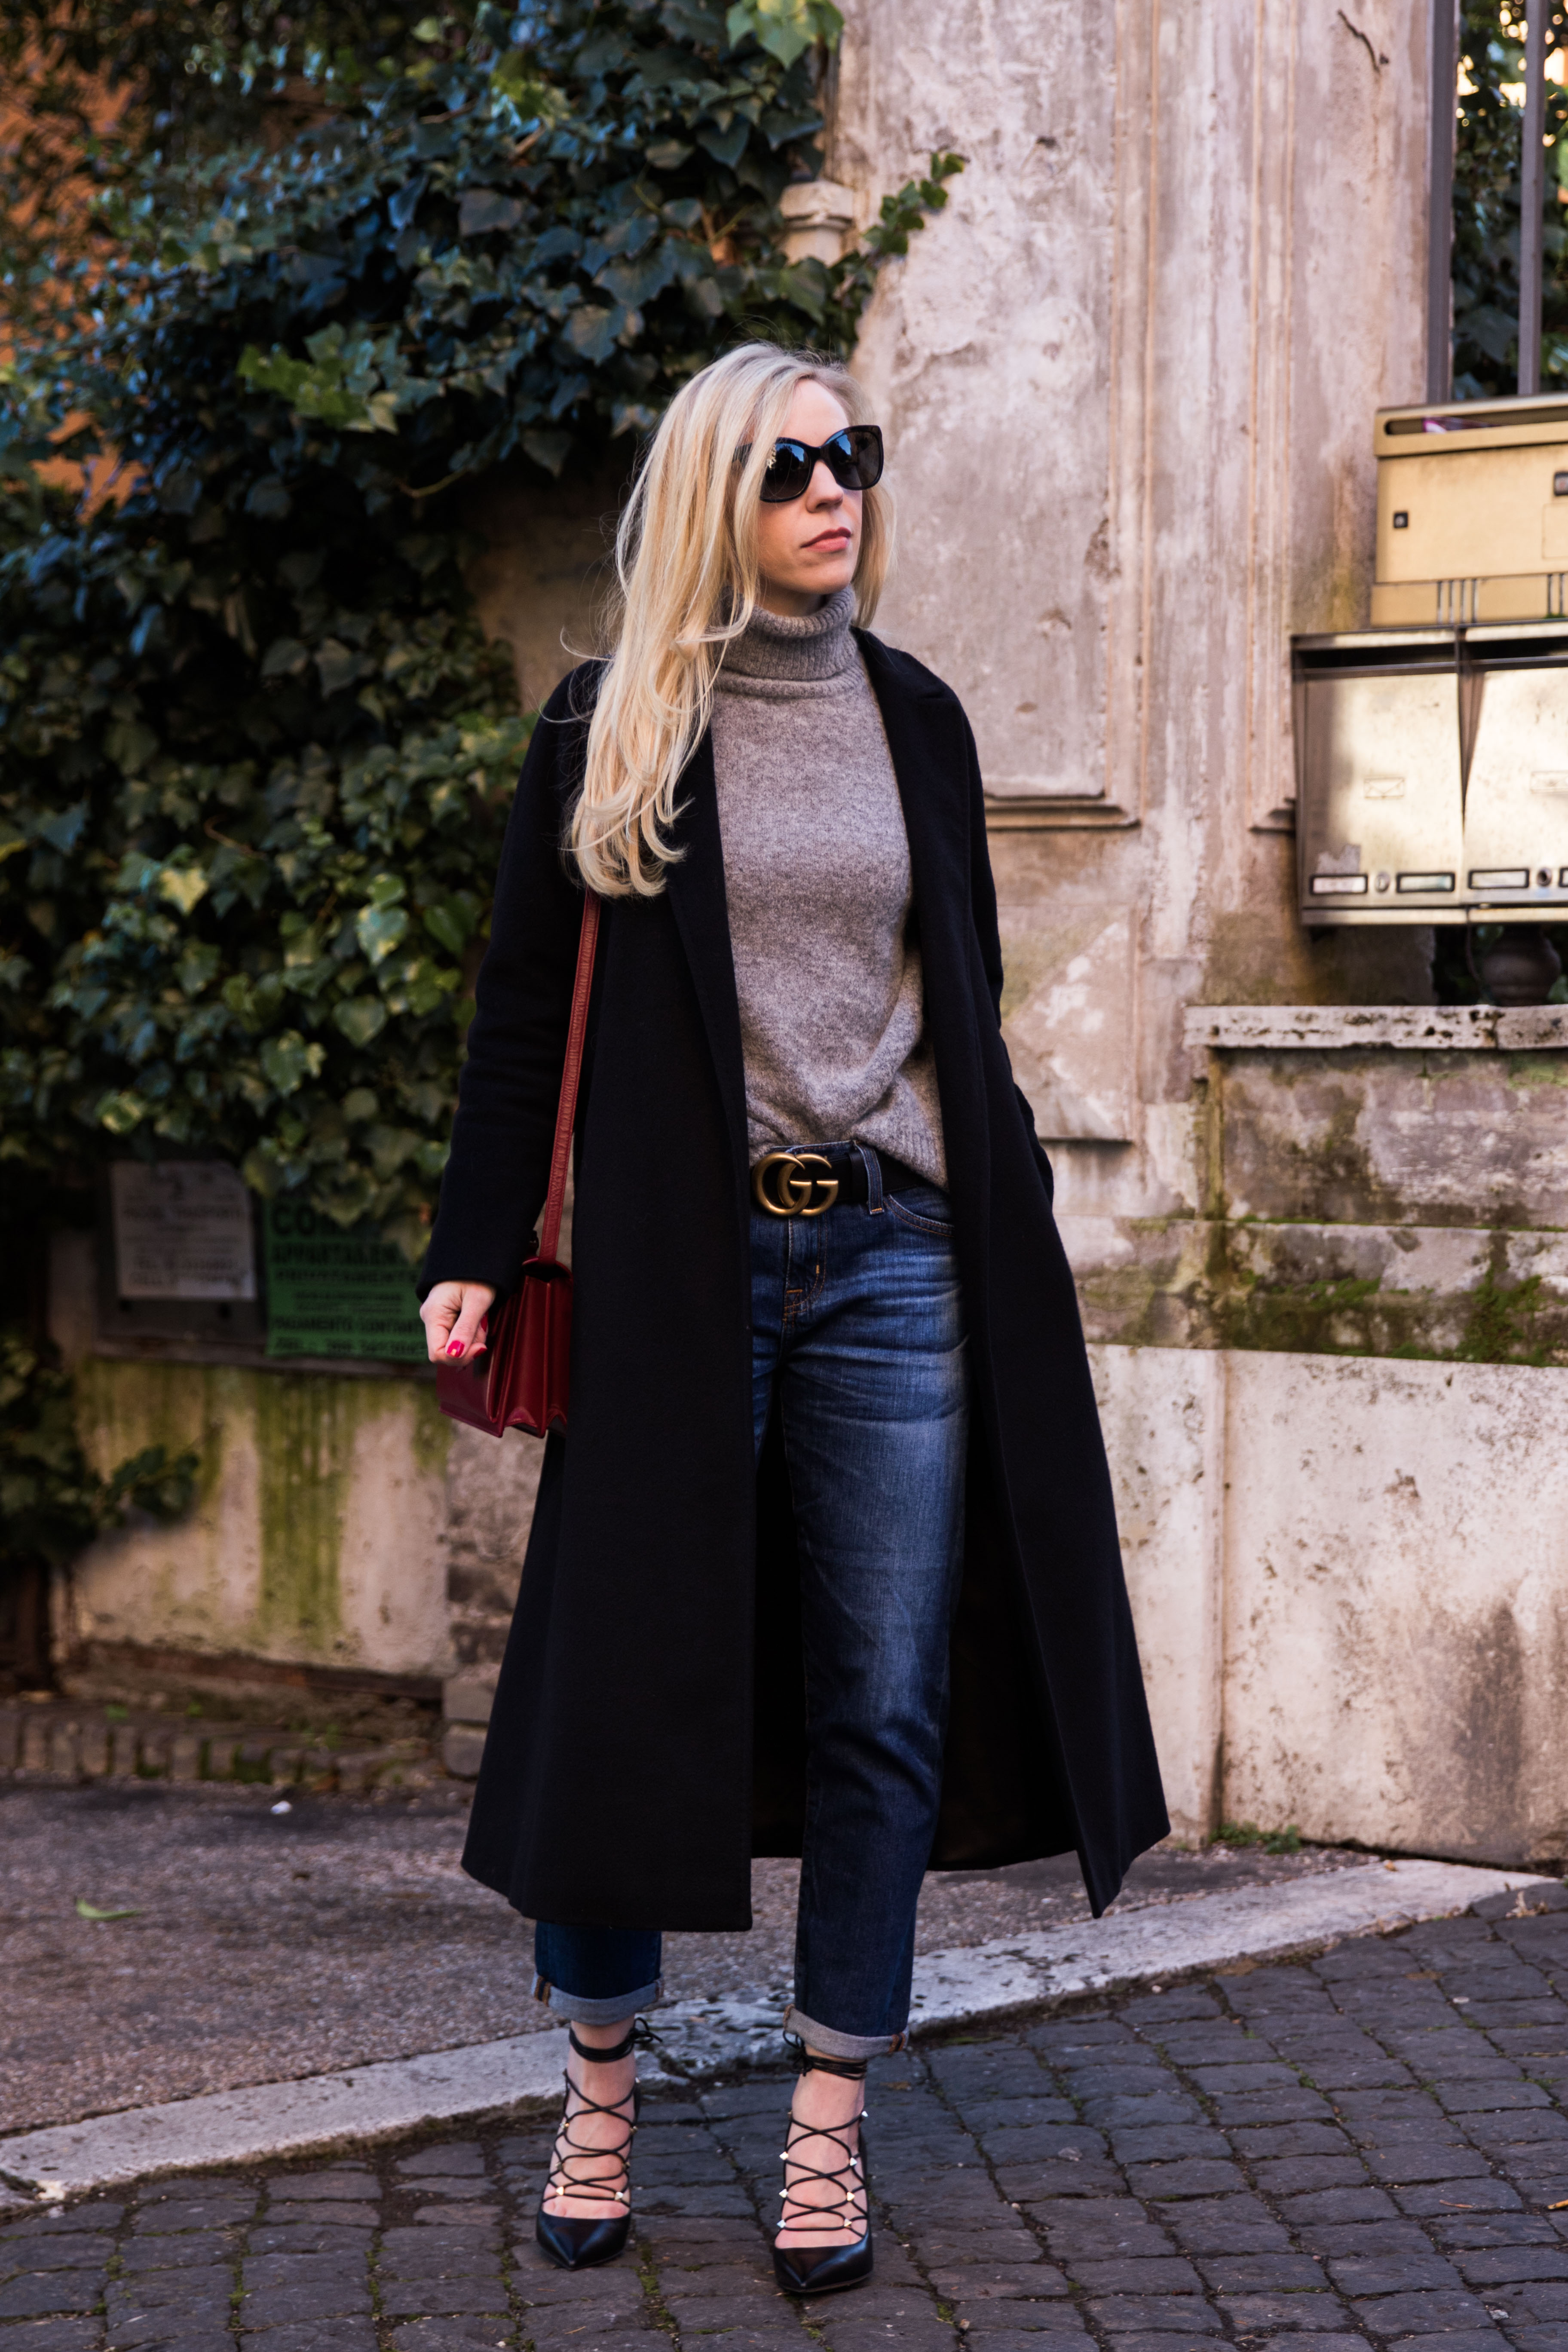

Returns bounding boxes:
[536,891,600,1267]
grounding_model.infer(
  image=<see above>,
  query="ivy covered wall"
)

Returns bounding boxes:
[0,0,955,1267]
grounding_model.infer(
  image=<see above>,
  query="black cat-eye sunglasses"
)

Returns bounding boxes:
[736,425,885,502]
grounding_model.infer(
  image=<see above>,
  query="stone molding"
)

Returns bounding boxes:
[776,178,859,264]
[1185,1003,1568,1050]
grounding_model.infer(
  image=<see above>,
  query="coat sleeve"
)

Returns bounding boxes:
[420,675,591,1297]
[961,703,1056,1207]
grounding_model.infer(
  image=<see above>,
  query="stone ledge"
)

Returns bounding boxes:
[1184,1004,1568,1051]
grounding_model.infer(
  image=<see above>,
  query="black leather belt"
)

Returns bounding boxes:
[750,1145,928,1218]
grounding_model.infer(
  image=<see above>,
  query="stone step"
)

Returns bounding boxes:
[0,1703,435,1791]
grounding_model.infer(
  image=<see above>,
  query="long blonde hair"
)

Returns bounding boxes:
[569,343,891,899]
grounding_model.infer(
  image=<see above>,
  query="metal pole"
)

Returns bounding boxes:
[1427,0,1459,401]
[1519,0,1548,394]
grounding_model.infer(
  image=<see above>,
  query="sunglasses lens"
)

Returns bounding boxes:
[823,428,883,490]
[762,441,812,502]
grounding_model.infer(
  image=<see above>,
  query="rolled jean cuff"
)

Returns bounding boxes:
[533,1974,662,2024]
[783,2003,908,2061]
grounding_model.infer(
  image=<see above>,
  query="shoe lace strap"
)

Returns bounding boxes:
[567,2016,659,2067]
[778,2107,867,2233]
[548,2020,655,2208]
[783,2030,869,2082]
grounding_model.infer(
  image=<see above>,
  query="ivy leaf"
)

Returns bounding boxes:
[259,1031,326,1094]
[245,478,293,521]
[95,1092,148,1134]
[103,722,157,776]
[157,867,210,916]
[725,0,842,64]
[696,117,749,168]
[356,901,410,963]
[315,640,364,695]
[531,225,581,266]
[333,996,389,1046]
[39,799,89,852]
[564,306,619,363]
[261,637,310,679]
[521,429,571,475]
[459,188,524,237]
[178,942,222,995]
[388,176,427,230]
[423,897,475,956]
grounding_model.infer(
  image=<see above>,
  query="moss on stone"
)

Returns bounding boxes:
[251,1375,406,1652]
[1506,1056,1568,1092]
[409,1382,453,1479]
[1457,1245,1552,1366]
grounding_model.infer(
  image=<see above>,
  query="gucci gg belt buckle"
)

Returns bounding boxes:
[752,1149,841,1218]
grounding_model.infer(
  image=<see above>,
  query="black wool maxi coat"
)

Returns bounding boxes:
[423,631,1169,1928]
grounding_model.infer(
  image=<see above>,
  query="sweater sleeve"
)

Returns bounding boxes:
[420,675,593,1297]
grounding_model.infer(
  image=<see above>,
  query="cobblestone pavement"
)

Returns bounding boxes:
[7,1898,1568,2352]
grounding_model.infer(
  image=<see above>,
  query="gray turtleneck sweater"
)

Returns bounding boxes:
[709,586,947,1191]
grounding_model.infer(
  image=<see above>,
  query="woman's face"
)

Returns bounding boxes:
[752,380,863,618]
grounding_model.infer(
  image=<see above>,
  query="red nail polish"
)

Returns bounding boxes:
[446,1340,464,1358]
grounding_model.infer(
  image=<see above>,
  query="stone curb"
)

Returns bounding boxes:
[646,1856,1549,2069]
[0,1855,1545,2204]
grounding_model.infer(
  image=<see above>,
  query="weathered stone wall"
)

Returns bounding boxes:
[62,1354,456,1678]
[1063,1012,1568,1360]
[834,0,1436,1225]
[48,1229,540,1687]
[1107,1343,1568,1866]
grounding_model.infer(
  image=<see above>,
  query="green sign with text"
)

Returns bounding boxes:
[263,1203,426,1362]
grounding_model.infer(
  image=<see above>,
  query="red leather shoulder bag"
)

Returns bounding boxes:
[435,891,600,1439]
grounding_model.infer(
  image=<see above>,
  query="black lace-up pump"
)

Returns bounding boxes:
[536,2019,652,2271]
[772,2041,873,2296]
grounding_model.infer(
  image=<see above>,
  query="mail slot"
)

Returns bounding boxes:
[1292,624,1568,925]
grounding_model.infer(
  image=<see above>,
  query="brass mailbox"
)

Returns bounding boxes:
[1293,624,1568,926]
[1372,391,1568,627]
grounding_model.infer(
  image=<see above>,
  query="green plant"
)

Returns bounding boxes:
[1216,1819,1304,1855]
[1452,0,1568,396]
[0,1328,197,1570]
[0,1,961,1258]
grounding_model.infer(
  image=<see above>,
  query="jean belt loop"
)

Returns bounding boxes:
[855,1141,885,1213]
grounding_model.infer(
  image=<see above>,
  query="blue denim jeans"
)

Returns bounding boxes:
[533,1143,970,2058]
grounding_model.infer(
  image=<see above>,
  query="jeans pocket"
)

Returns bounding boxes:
[886,1184,956,1236]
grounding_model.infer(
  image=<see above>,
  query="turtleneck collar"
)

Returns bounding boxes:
[717,583,858,684]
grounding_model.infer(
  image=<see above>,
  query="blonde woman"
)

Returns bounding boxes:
[420,343,1166,2294]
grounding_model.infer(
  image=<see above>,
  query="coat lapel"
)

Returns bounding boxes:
[856,630,989,1213]
[662,726,750,1196]
[855,631,971,930]
[865,625,973,974]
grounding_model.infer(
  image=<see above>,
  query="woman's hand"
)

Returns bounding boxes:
[421,1280,496,1364]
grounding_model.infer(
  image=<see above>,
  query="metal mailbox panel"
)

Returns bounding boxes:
[1297,666,1463,917]
[1462,664,1568,908]
[1375,440,1568,585]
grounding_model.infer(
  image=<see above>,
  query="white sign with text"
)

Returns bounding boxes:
[110,1162,257,1300]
